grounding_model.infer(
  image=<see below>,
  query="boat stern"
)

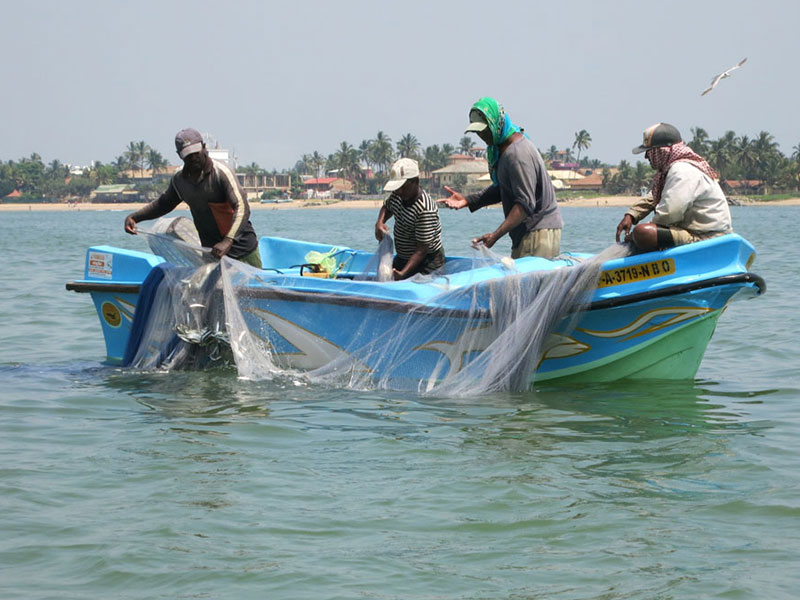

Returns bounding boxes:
[66,246,164,364]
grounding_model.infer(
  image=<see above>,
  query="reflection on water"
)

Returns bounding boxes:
[96,364,780,447]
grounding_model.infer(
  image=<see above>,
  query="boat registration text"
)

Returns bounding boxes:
[598,258,676,288]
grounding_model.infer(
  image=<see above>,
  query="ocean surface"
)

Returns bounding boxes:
[1,205,798,599]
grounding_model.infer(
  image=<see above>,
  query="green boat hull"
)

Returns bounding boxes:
[535,310,722,383]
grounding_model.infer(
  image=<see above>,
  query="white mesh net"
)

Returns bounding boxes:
[129,218,631,396]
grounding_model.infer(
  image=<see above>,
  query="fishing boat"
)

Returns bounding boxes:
[66,226,765,391]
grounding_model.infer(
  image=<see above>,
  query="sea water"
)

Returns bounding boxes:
[1,206,798,599]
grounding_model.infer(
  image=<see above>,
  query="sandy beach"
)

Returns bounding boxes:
[2,195,799,212]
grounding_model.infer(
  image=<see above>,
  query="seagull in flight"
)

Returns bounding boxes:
[701,58,747,96]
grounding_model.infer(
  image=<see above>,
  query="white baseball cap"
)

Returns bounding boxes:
[383,158,420,192]
[464,109,488,134]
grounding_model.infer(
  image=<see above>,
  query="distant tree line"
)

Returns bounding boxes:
[0,140,170,201]
[2,128,799,201]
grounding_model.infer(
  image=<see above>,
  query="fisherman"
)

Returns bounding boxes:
[124,128,262,267]
[615,122,732,251]
[374,157,444,280]
[443,96,563,259]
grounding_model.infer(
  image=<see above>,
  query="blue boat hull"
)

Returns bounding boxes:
[66,234,764,386]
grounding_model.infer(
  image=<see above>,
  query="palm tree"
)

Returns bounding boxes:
[396,133,421,159]
[610,160,634,194]
[792,142,800,162]
[753,131,780,182]
[791,143,800,184]
[633,161,652,193]
[358,140,373,172]
[245,162,264,177]
[572,130,592,166]
[87,162,117,185]
[458,136,473,156]
[760,154,791,194]
[125,141,150,177]
[736,136,758,180]
[421,145,447,178]
[47,159,68,180]
[124,142,139,176]
[136,141,149,176]
[369,131,394,173]
[441,143,455,159]
[706,137,735,184]
[331,142,363,192]
[14,155,45,193]
[546,145,559,162]
[689,127,710,155]
[294,154,312,175]
[114,155,132,179]
[146,149,168,176]
[309,151,326,179]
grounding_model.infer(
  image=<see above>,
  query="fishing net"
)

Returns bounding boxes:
[127,217,631,395]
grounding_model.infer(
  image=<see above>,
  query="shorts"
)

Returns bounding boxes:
[393,247,446,276]
[511,228,562,259]
[656,226,727,248]
[235,247,263,268]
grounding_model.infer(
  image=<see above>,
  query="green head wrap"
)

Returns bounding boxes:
[469,97,522,182]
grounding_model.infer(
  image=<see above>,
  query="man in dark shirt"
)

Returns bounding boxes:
[444,97,563,259]
[124,128,261,267]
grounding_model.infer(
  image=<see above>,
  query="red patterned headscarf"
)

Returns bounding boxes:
[648,142,719,203]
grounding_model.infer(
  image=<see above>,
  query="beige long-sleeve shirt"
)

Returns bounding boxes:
[626,162,733,234]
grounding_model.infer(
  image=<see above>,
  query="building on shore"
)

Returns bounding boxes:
[431,155,489,192]
[561,172,604,192]
[303,177,353,199]
[236,173,292,200]
[90,184,142,203]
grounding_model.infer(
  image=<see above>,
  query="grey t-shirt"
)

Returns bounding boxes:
[467,137,563,248]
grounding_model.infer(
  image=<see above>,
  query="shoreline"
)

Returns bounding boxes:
[2,195,800,212]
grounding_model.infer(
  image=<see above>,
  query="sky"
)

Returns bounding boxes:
[1,0,799,170]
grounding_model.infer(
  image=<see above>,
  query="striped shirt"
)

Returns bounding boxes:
[384,189,443,259]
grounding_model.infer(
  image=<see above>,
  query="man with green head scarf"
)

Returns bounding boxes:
[444,97,563,259]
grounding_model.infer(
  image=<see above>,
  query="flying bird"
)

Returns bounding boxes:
[701,58,747,96]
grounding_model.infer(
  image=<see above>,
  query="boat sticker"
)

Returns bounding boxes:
[415,323,495,373]
[101,301,122,328]
[88,251,113,280]
[578,306,712,341]
[113,296,136,322]
[598,258,675,288]
[246,307,370,372]
[541,334,590,360]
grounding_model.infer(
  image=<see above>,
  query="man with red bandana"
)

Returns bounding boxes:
[616,122,732,251]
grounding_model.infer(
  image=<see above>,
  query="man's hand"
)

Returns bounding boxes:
[124,215,138,235]
[392,268,406,281]
[616,214,634,242]
[472,232,497,249]
[375,221,389,241]
[212,238,234,259]
[443,185,467,210]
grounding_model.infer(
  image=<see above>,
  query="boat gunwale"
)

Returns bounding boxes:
[65,272,765,317]
[66,282,141,294]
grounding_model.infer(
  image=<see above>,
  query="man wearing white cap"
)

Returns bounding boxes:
[375,158,444,280]
[124,128,261,267]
